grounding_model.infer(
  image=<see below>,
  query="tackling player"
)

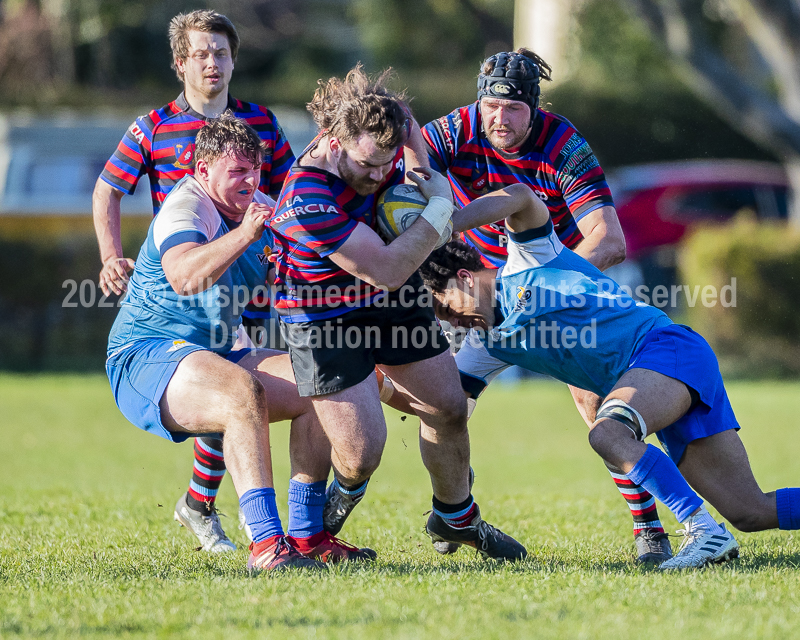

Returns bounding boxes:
[422,49,671,563]
[418,185,800,569]
[92,10,293,552]
[269,65,526,561]
[105,115,338,573]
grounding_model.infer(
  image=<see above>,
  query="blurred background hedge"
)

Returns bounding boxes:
[0,218,149,371]
[680,220,800,379]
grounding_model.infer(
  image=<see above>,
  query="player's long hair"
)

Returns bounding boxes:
[419,241,487,293]
[169,10,240,82]
[195,112,264,168]
[307,64,409,151]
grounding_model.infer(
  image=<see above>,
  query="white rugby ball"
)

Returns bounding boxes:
[376,184,453,249]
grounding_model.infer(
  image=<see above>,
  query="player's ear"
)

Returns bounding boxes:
[195,158,209,179]
[456,269,474,288]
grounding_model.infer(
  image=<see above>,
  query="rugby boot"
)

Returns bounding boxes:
[173,493,236,552]
[248,535,328,573]
[288,530,377,564]
[432,466,476,555]
[322,480,367,536]
[426,504,527,561]
[658,521,739,570]
[634,528,673,564]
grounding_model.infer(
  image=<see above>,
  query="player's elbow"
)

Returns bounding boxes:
[606,234,626,267]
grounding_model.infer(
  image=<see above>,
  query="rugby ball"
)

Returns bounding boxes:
[376,184,453,249]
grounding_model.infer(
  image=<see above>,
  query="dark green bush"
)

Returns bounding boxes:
[0,217,149,371]
[680,220,800,378]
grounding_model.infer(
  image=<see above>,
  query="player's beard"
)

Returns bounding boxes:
[337,151,382,196]
[486,122,532,151]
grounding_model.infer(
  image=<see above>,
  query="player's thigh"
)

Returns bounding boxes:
[678,430,776,530]
[381,350,467,427]
[234,348,309,423]
[605,367,692,435]
[311,373,387,457]
[161,349,263,434]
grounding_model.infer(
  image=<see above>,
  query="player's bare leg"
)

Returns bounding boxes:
[588,368,739,569]
[160,350,325,572]
[381,351,470,503]
[383,351,526,561]
[569,384,672,563]
[237,350,375,563]
[677,431,778,532]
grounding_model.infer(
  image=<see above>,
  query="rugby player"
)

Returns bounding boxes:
[417,185,800,569]
[422,49,671,562]
[269,65,526,561]
[104,115,359,572]
[92,10,293,552]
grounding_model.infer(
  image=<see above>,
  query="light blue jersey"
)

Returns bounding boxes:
[108,176,273,356]
[456,219,672,398]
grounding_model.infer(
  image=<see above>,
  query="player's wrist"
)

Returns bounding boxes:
[420,196,454,236]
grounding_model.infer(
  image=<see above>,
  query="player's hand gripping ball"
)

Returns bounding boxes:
[376,184,453,249]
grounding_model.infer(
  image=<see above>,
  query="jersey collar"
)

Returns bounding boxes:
[175,92,238,120]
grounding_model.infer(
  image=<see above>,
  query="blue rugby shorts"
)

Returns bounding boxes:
[627,324,740,465]
[106,339,249,442]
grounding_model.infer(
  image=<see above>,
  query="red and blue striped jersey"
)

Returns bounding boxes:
[100,93,294,213]
[270,142,405,323]
[423,102,613,267]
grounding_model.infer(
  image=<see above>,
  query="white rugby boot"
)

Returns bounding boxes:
[658,516,739,570]
[173,493,237,553]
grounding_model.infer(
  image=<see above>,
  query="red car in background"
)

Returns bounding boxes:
[605,160,790,310]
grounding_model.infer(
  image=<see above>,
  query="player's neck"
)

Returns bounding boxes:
[184,87,230,119]
[300,135,338,176]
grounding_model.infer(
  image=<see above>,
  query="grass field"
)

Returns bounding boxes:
[2,374,800,639]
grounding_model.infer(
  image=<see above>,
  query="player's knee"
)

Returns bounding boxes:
[228,370,268,425]
[428,394,468,435]
[587,422,612,457]
[338,451,382,483]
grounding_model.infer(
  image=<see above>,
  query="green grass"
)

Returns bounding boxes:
[2,374,799,639]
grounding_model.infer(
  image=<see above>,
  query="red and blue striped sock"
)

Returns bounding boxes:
[605,462,665,535]
[186,437,226,515]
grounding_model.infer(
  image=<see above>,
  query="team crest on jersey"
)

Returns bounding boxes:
[166,339,190,353]
[472,172,489,192]
[174,143,195,169]
[514,286,532,312]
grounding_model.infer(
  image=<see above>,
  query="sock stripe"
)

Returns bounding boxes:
[196,438,224,460]
[606,458,665,534]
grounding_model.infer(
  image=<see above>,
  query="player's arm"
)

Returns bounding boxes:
[328,169,454,291]
[451,183,549,235]
[573,205,626,271]
[402,112,431,178]
[92,178,134,296]
[161,202,272,296]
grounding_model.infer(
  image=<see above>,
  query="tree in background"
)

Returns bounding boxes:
[619,0,800,221]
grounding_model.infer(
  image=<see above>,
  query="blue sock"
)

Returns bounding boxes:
[776,488,800,530]
[626,444,703,523]
[239,488,284,543]
[288,480,326,538]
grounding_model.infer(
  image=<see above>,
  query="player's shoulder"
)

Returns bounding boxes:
[435,102,479,134]
[230,98,279,124]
